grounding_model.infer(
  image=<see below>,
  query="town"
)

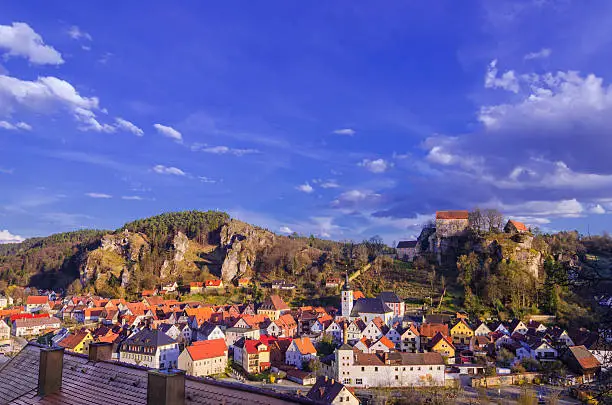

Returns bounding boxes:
[0,215,607,405]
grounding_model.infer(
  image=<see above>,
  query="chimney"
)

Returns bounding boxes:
[147,369,185,405]
[38,347,64,397]
[342,322,348,345]
[89,341,113,362]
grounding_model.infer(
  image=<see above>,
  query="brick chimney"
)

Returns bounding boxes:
[88,341,113,362]
[38,347,64,397]
[147,369,185,405]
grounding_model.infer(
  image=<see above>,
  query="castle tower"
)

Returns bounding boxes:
[341,272,353,319]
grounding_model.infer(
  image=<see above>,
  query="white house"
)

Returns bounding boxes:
[119,329,180,369]
[361,318,388,341]
[12,317,61,337]
[474,322,492,336]
[25,296,50,313]
[178,339,228,377]
[0,295,12,309]
[306,376,360,405]
[325,320,345,344]
[158,324,181,341]
[530,340,558,362]
[385,327,402,348]
[335,345,445,387]
[399,325,421,353]
[0,321,10,345]
[286,337,317,369]
[346,319,366,343]
[197,323,224,342]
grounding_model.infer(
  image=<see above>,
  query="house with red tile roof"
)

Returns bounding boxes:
[286,337,317,369]
[505,219,529,234]
[141,289,158,297]
[435,210,469,238]
[419,323,449,346]
[233,337,271,374]
[178,338,228,377]
[205,279,224,289]
[58,329,93,354]
[564,345,602,383]
[430,332,456,360]
[189,282,204,294]
[237,278,251,287]
[25,296,50,313]
[257,295,290,321]
[267,313,298,338]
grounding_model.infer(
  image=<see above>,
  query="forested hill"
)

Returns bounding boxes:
[0,210,378,299]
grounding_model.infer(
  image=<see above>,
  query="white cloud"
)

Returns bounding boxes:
[153,165,186,176]
[296,183,314,193]
[279,226,293,234]
[332,189,381,207]
[496,198,585,218]
[194,145,259,156]
[0,229,24,244]
[359,158,390,173]
[85,192,112,199]
[320,180,340,189]
[115,118,143,136]
[153,123,182,142]
[524,48,551,60]
[333,128,356,136]
[121,195,143,201]
[67,26,92,41]
[484,59,519,93]
[589,204,606,214]
[0,120,31,130]
[0,22,64,65]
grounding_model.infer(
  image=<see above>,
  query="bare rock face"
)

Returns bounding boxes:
[100,230,148,261]
[220,219,276,282]
[173,232,189,262]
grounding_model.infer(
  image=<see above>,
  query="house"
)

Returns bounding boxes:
[488,321,510,335]
[350,298,393,324]
[399,324,421,353]
[358,336,395,354]
[306,376,360,405]
[530,340,558,362]
[141,289,158,297]
[311,314,334,335]
[504,220,529,234]
[378,292,405,321]
[435,210,469,238]
[158,323,181,341]
[238,278,251,287]
[205,279,223,289]
[325,278,341,288]
[385,327,402,348]
[430,332,456,360]
[57,329,93,354]
[0,320,10,345]
[0,295,12,309]
[178,339,228,377]
[83,307,105,323]
[507,319,528,335]
[361,318,389,341]
[225,327,260,346]
[233,338,271,374]
[564,345,602,383]
[25,296,50,313]
[189,282,204,294]
[419,323,449,347]
[526,320,547,333]
[119,328,180,369]
[335,345,445,387]
[257,295,290,321]
[325,319,347,344]
[469,335,491,354]
[474,322,492,336]
[396,241,418,261]
[449,319,474,346]
[161,282,178,293]
[548,327,575,347]
[270,337,293,366]
[12,317,61,337]
[267,313,298,338]
[197,322,225,341]
[346,319,366,343]
[286,337,317,369]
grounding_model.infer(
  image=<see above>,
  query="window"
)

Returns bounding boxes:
[361,367,365,371]
[355,378,363,385]
[374,367,378,371]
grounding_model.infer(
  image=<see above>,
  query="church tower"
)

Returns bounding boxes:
[341,272,354,319]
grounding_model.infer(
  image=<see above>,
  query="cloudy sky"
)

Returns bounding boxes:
[1,1,612,244]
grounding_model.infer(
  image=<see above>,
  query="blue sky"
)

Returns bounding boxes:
[1,1,612,245]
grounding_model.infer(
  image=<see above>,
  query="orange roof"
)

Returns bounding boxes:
[0,308,22,317]
[185,307,214,319]
[26,296,48,305]
[420,323,449,338]
[353,291,365,300]
[508,220,528,232]
[58,330,91,350]
[569,345,601,370]
[240,313,269,328]
[205,279,222,287]
[377,336,395,349]
[186,338,227,360]
[293,337,316,355]
[436,210,469,220]
[276,313,297,328]
[238,278,251,285]
[189,282,204,287]
[84,307,105,317]
[97,332,119,343]
[141,289,156,296]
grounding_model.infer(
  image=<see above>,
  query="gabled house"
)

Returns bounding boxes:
[564,345,601,383]
[205,279,224,289]
[233,337,270,374]
[474,322,492,336]
[306,376,360,405]
[119,328,180,369]
[504,220,529,234]
[25,296,50,313]
[58,329,93,354]
[361,317,389,341]
[430,332,455,360]
[526,320,547,333]
[369,336,395,353]
[399,324,421,353]
[286,337,317,369]
[469,335,491,354]
[269,337,293,366]
[158,323,181,340]
[267,313,298,338]
[530,340,558,362]
[350,298,393,324]
[346,319,366,343]
[0,320,10,345]
[396,241,418,261]
[548,326,575,347]
[324,319,346,344]
[310,314,334,334]
[488,321,510,335]
[197,322,224,341]
[385,327,402,348]
[189,282,204,294]
[419,323,449,347]
[178,339,228,377]
[507,320,528,335]
[257,295,290,321]
[449,319,474,346]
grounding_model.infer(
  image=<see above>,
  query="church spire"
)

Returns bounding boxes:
[342,270,351,291]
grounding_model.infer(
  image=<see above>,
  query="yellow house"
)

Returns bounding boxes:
[58,329,93,354]
[430,332,455,359]
[257,295,290,321]
[449,319,474,345]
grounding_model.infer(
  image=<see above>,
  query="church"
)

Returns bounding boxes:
[340,274,402,324]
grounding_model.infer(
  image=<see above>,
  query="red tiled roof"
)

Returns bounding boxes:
[187,338,227,361]
[26,296,48,305]
[377,336,395,349]
[436,210,469,220]
[189,282,204,287]
[9,313,50,322]
[58,330,91,350]
[508,220,528,232]
[245,339,268,354]
[293,337,316,355]
[353,291,365,300]
[420,323,449,338]
[569,345,601,370]
[205,279,222,287]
